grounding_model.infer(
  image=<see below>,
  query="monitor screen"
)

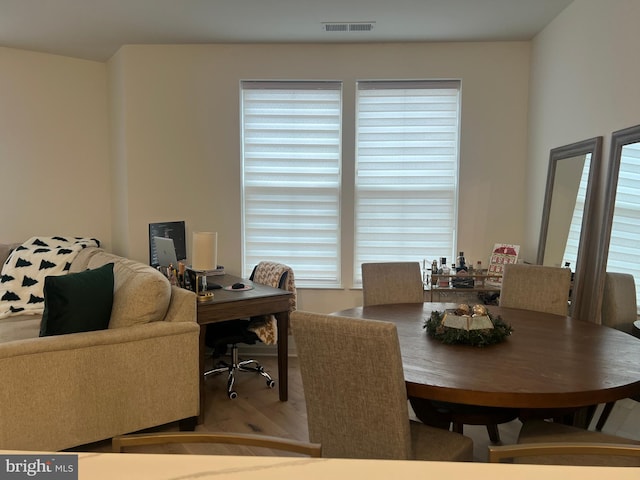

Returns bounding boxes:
[149,221,186,266]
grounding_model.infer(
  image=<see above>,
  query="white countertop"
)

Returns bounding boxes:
[2,451,637,479]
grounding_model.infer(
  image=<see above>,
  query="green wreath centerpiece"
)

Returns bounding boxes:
[424,304,512,347]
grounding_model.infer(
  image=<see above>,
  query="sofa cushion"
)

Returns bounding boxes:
[0,315,42,343]
[86,251,171,328]
[68,246,103,273]
[39,263,114,337]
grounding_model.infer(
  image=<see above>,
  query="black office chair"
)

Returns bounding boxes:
[204,261,296,399]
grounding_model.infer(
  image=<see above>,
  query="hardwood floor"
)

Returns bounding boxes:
[73,354,640,462]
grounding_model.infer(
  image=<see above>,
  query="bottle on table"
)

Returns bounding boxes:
[439,257,450,287]
[456,252,468,273]
[453,251,474,288]
[431,259,438,286]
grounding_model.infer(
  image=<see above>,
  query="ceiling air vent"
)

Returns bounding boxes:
[322,22,375,33]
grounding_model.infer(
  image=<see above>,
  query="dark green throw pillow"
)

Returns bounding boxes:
[39,263,114,337]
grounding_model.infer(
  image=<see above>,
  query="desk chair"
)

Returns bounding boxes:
[205,261,296,399]
[595,272,639,431]
[291,311,473,461]
[113,432,321,457]
[488,419,640,466]
[499,263,572,316]
[361,262,424,306]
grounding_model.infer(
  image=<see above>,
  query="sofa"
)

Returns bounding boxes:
[0,238,200,451]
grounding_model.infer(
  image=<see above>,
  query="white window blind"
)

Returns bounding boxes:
[562,153,591,269]
[354,80,461,285]
[241,81,342,287]
[606,142,640,313]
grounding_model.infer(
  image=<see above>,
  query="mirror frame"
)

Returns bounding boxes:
[536,136,603,314]
[597,124,640,295]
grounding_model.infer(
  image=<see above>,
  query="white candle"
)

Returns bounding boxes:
[192,232,217,271]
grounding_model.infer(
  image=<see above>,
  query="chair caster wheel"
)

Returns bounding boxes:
[229,391,238,399]
[266,379,276,389]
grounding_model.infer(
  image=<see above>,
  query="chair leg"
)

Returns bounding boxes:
[226,369,237,399]
[238,359,276,388]
[204,344,275,397]
[178,416,198,431]
[596,402,616,431]
[486,424,501,444]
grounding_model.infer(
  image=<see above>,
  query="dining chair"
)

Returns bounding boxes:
[500,264,576,423]
[595,272,639,431]
[361,262,424,306]
[290,310,474,461]
[487,419,640,466]
[204,261,296,398]
[112,431,321,457]
[499,263,572,316]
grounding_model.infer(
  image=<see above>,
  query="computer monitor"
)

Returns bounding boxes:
[149,221,186,267]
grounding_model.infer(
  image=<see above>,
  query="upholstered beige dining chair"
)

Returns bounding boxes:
[500,264,574,423]
[361,262,424,306]
[499,264,572,316]
[291,311,473,461]
[595,272,639,430]
[601,272,637,333]
[488,419,640,466]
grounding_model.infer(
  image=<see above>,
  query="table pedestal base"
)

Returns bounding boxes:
[409,397,518,444]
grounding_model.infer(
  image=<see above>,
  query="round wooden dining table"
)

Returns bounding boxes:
[332,303,640,410]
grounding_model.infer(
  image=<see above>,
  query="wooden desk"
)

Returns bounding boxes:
[195,275,292,421]
[333,303,640,411]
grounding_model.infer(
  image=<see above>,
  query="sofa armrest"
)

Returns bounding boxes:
[164,286,197,323]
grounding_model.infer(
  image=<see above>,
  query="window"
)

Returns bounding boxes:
[241,79,462,289]
[241,81,342,287]
[607,141,640,312]
[353,80,461,285]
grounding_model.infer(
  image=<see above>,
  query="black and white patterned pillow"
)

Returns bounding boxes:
[0,236,100,319]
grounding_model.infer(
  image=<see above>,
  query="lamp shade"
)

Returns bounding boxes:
[192,232,217,271]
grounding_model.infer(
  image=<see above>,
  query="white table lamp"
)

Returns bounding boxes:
[192,231,218,301]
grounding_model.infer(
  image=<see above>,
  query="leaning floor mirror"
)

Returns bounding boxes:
[600,125,640,314]
[537,137,603,314]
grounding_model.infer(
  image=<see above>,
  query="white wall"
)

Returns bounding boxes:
[527,0,640,319]
[109,42,530,313]
[527,0,640,257]
[4,2,638,316]
[0,47,111,247]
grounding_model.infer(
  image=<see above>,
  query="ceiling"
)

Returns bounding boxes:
[0,0,573,62]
